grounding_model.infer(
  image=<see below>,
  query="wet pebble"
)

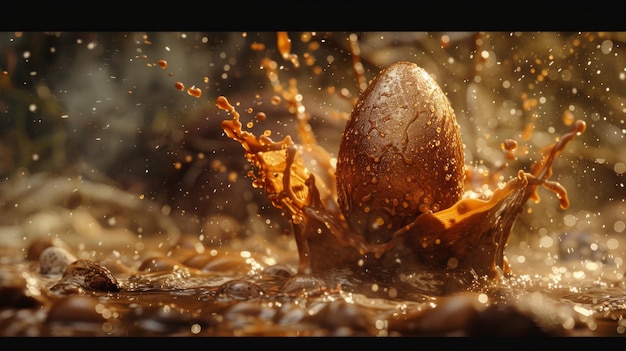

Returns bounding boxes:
[263,264,295,278]
[50,260,119,294]
[184,252,256,274]
[216,279,264,300]
[302,300,372,335]
[281,274,327,295]
[39,246,77,275]
[138,256,185,273]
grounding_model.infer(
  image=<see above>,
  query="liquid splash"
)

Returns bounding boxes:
[218,40,587,286]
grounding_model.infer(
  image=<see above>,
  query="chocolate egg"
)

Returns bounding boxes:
[336,62,465,245]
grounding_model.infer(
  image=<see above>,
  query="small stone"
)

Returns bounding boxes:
[51,260,120,293]
[216,279,263,300]
[281,275,326,295]
[303,300,371,334]
[138,256,185,273]
[264,264,295,278]
[39,246,77,276]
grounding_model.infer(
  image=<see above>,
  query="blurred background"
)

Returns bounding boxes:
[0,32,624,272]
